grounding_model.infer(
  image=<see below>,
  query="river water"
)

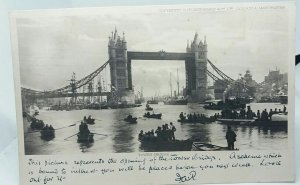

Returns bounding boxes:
[24,103,288,155]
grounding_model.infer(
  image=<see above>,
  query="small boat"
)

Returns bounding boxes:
[143,113,162,119]
[217,114,287,127]
[86,118,95,125]
[145,103,153,111]
[177,118,215,124]
[30,119,45,130]
[145,107,153,111]
[77,133,94,143]
[140,139,193,151]
[191,142,229,151]
[124,116,137,124]
[40,129,55,141]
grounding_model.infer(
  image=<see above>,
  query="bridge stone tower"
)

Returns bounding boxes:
[186,33,208,102]
[108,28,134,104]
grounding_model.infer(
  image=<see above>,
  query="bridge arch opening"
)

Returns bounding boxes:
[130,59,186,98]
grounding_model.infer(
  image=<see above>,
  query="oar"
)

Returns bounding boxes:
[94,119,102,121]
[26,121,81,134]
[64,133,79,140]
[91,132,109,137]
[55,123,78,130]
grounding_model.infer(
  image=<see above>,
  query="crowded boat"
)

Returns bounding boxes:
[40,124,55,141]
[143,112,162,119]
[217,105,287,126]
[138,122,194,151]
[138,122,177,142]
[178,112,217,123]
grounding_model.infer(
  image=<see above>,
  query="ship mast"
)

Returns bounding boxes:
[176,68,179,97]
[170,72,173,98]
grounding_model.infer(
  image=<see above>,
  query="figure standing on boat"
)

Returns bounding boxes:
[170,122,176,140]
[226,126,236,150]
[79,121,90,137]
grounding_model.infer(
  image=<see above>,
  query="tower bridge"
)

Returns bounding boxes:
[21,28,247,107]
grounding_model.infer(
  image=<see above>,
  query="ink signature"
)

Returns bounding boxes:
[175,171,196,183]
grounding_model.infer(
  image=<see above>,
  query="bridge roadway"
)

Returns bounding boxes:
[26,91,111,99]
[127,51,194,60]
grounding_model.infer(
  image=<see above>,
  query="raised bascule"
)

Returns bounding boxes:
[21,28,238,106]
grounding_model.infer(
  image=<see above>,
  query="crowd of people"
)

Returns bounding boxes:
[221,105,287,121]
[138,122,176,142]
[179,112,216,123]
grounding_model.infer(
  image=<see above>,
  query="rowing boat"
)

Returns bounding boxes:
[191,142,229,151]
[77,133,94,143]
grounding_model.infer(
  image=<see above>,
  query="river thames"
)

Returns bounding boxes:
[24,103,288,155]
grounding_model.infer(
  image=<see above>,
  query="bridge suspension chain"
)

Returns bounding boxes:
[207,59,235,82]
[42,60,110,95]
[207,70,229,85]
[207,59,258,89]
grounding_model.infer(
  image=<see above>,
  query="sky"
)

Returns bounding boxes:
[14,3,293,97]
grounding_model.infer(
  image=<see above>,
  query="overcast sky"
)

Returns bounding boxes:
[14,3,292,97]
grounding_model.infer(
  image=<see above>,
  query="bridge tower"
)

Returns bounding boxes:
[108,28,134,104]
[186,33,208,102]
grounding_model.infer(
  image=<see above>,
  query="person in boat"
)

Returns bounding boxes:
[274,108,278,114]
[43,124,49,130]
[150,129,154,136]
[246,106,253,119]
[49,125,54,130]
[79,121,90,138]
[261,109,269,121]
[79,121,84,133]
[233,110,238,119]
[269,109,273,121]
[256,110,261,120]
[83,116,87,123]
[193,113,197,122]
[283,105,287,113]
[161,124,168,141]
[40,120,45,128]
[147,112,150,117]
[138,130,144,141]
[226,126,237,150]
[239,108,245,119]
[170,122,176,140]
[155,126,162,140]
[88,115,92,121]
[179,112,185,120]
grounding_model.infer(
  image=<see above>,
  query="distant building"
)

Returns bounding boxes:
[264,69,287,86]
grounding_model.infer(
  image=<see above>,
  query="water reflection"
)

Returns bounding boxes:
[78,142,94,153]
[111,109,135,153]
